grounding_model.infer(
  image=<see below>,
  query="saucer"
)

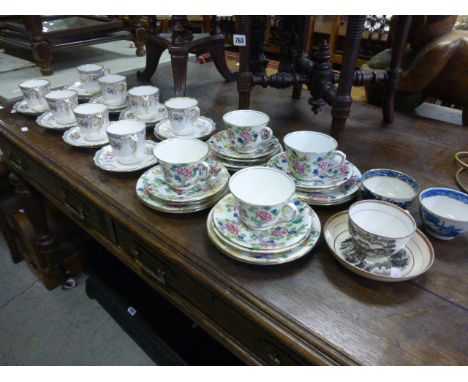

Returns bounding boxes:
[119,106,168,126]
[208,130,280,160]
[65,82,100,100]
[267,152,352,191]
[13,99,48,116]
[154,116,216,141]
[36,112,77,130]
[62,126,109,148]
[324,211,434,282]
[90,95,128,112]
[140,158,229,204]
[94,140,158,172]
[207,208,320,265]
[210,145,283,172]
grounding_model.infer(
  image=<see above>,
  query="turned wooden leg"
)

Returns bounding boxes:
[207,40,237,82]
[32,40,52,76]
[137,42,166,81]
[130,16,146,57]
[170,49,189,96]
[238,16,253,109]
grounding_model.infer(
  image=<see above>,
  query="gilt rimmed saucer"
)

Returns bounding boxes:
[13,99,48,116]
[207,208,320,265]
[154,116,216,141]
[324,211,434,282]
[211,146,283,172]
[94,140,158,172]
[208,130,280,160]
[36,112,77,130]
[90,95,128,112]
[140,159,229,204]
[65,82,100,101]
[62,126,109,148]
[119,106,167,126]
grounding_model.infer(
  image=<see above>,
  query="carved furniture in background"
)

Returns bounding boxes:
[137,15,236,96]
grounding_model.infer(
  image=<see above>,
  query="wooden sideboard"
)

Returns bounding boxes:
[0,62,467,365]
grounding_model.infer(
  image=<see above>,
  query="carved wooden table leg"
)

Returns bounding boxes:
[238,16,253,109]
[9,172,65,283]
[137,42,166,81]
[24,16,53,75]
[206,40,237,82]
[130,16,146,57]
[170,49,189,96]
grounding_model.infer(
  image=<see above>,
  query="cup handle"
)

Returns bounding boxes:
[104,67,111,75]
[277,201,299,224]
[328,150,346,169]
[260,126,273,143]
[196,161,212,183]
[129,133,139,154]
[188,106,200,125]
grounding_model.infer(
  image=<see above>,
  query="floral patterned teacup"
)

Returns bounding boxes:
[19,78,50,112]
[45,90,78,125]
[98,74,127,106]
[128,86,160,121]
[74,103,109,141]
[106,120,146,165]
[229,166,298,230]
[77,64,109,93]
[284,131,346,181]
[153,138,212,191]
[165,97,200,136]
[223,110,273,154]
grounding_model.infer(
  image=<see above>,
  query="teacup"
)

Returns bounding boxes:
[77,64,109,93]
[229,166,298,230]
[153,138,211,191]
[165,97,200,136]
[45,90,78,125]
[128,86,160,121]
[98,74,127,106]
[223,110,273,154]
[19,78,50,112]
[73,103,109,141]
[106,120,146,165]
[348,200,416,259]
[284,131,346,181]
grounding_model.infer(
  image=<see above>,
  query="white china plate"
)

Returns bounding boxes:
[90,95,128,112]
[94,140,158,172]
[62,126,109,148]
[65,82,100,100]
[154,116,216,141]
[13,99,48,116]
[324,211,434,282]
[119,106,168,126]
[36,112,77,130]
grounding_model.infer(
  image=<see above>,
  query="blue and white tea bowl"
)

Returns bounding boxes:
[361,169,419,208]
[419,187,468,240]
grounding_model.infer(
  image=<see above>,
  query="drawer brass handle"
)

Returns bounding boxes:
[267,352,281,366]
[6,151,28,171]
[136,258,167,286]
[59,190,88,221]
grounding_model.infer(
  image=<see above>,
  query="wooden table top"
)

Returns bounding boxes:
[1,61,467,365]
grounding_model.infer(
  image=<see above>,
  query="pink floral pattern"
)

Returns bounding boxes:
[256,210,273,221]
[318,160,329,170]
[225,223,239,235]
[240,130,253,141]
[177,167,193,177]
[272,229,288,237]
[293,160,306,174]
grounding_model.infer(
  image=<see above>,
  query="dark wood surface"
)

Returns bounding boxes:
[0,61,467,365]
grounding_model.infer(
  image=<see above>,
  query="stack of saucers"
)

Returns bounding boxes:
[267,131,361,206]
[207,167,321,265]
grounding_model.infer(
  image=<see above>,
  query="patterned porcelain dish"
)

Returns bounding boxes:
[207,208,320,265]
[19,78,50,112]
[361,169,420,208]
[324,211,434,282]
[12,99,48,116]
[419,187,468,240]
[45,89,78,125]
[348,200,417,260]
[94,140,158,172]
[62,126,109,148]
[90,95,128,112]
[141,158,229,204]
[165,97,200,136]
[66,81,100,100]
[36,112,77,130]
[119,106,167,126]
[154,116,216,141]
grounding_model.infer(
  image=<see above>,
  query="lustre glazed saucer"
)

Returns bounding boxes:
[324,211,434,282]
[154,116,216,141]
[94,140,158,172]
[119,106,168,126]
[90,95,128,112]
[62,126,109,148]
[140,159,229,204]
[13,99,48,116]
[36,112,77,130]
[212,194,314,253]
[207,208,320,265]
[65,82,100,100]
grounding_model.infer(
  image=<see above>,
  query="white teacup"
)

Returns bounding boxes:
[165,97,200,136]
[128,86,160,120]
[19,78,50,112]
[77,64,109,93]
[229,166,298,230]
[284,131,346,181]
[45,90,78,125]
[106,120,146,165]
[98,74,127,106]
[73,103,109,141]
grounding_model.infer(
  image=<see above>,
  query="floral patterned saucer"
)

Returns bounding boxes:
[154,116,216,141]
[119,106,168,127]
[267,152,352,191]
[36,112,77,130]
[94,140,158,172]
[140,159,229,204]
[210,146,283,173]
[207,208,320,265]
[65,82,100,101]
[208,130,281,160]
[62,126,109,148]
[13,99,48,116]
[324,211,434,282]
[90,95,128,113]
